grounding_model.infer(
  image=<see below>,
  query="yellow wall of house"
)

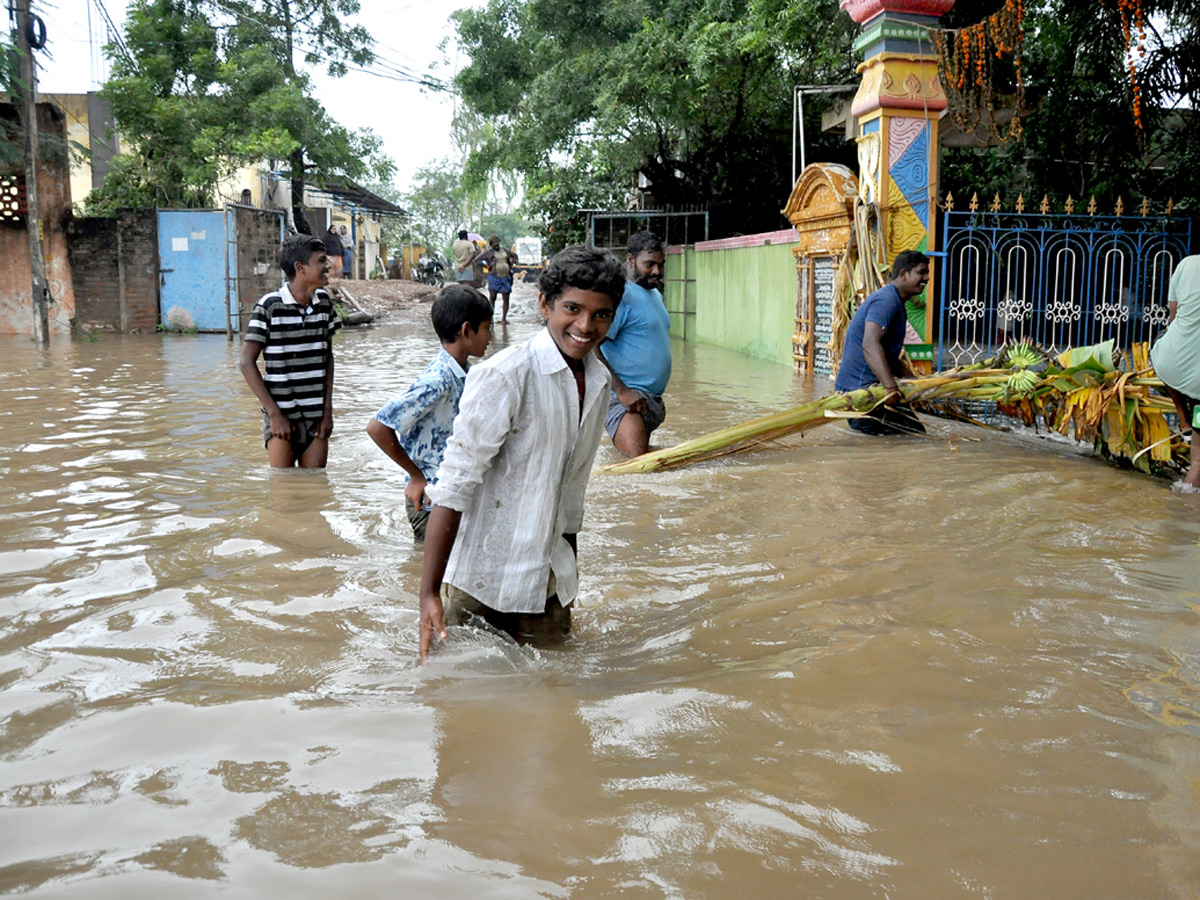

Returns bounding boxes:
[215,163,268,206]
[40,94,95,211]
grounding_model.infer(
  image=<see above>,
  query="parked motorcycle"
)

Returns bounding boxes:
[413,251,447,287]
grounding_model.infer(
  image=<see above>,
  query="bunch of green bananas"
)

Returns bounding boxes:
[1005,368,1040,394]
[1003,341,1043,370]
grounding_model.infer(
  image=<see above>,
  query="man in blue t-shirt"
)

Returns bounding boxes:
[834,250,930,436]
[596,232,672,456]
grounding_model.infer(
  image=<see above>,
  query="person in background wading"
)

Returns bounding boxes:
[479,235,516,325]
[595,231,671,458]
[833,250,930,436]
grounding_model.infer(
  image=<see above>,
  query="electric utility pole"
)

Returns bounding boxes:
[14,0,50,343]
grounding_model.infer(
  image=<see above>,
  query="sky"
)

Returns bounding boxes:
[36,0,483,192]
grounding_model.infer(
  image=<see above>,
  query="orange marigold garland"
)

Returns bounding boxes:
[1116,0,1147,128]
[930,0,1026,143]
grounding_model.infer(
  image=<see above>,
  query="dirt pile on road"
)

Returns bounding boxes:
[330,279,437,319]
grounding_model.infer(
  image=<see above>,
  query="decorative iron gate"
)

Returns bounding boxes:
[936,196,1192,369]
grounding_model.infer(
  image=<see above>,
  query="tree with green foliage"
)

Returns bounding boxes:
[452,0,859,239]
[86,0,225,209]
[454,0,1196,240]
[400,158,469,250]
[86,0,393,221]
[936,0,1199,214]
[478,211,533,248]
[220,0,381,231]
[522,149,630,253]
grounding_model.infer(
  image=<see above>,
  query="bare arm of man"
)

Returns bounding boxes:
[594,345,647,413]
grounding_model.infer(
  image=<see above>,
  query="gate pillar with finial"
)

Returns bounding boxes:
[841,0,952,361]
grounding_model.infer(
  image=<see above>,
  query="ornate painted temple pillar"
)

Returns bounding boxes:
[841,0,952,354]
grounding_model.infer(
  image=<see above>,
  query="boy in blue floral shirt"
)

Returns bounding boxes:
[367,285,493,539]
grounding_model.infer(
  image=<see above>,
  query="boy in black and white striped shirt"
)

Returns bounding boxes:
[239,235,342,467]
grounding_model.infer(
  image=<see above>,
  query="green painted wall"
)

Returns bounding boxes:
[663,247,697,341]
[665,241,798,366]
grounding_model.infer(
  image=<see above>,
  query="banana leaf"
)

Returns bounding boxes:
[1055,339,1116,374]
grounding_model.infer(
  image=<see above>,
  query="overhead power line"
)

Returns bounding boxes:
[76,0,452,92]
[91,0,132,62]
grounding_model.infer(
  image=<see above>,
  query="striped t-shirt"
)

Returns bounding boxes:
[245,285,342,421]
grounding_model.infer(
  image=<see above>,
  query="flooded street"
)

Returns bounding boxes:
[2,283,1200,898]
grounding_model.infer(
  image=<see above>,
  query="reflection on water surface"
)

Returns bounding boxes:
[1,287,1199,898]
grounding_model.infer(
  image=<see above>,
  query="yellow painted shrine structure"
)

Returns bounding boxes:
[787,0,951,376]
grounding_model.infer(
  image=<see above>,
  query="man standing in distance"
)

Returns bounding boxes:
[451,230,479,285]
[596,232,671,457]
[479,235,516,325]
[833,249,930,435]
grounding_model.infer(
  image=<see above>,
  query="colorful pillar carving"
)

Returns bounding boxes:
[841,0,951,349]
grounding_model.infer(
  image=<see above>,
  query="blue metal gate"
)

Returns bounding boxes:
[157,210,234,332]
[936,198,1192,369]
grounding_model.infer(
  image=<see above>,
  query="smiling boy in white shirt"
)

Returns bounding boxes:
[417,245,626,661]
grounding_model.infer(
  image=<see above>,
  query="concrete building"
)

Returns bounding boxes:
[38,92,120,211]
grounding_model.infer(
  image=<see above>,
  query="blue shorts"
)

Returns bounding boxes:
[605,390,666,440]
[487,274,513,293]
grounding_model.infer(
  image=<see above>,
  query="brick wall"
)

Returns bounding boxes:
[66,209,159,333]
[65,216,119,330]
[117,209,159,332]
[233,207,283,333]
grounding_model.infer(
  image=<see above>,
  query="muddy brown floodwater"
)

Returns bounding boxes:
[2,281,1199,899]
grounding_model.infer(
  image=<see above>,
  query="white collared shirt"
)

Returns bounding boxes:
[426,328,610,613]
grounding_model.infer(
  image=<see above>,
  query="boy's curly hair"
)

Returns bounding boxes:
[539,245,626,308]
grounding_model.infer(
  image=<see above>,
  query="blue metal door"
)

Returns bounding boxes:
[157,210,231,331]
